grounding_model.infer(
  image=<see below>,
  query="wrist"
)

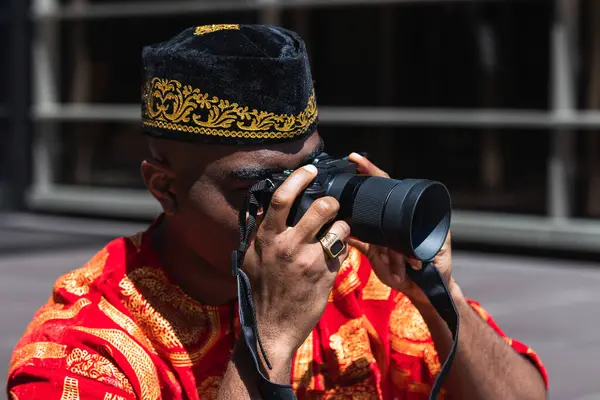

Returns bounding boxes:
[234,337,294,386]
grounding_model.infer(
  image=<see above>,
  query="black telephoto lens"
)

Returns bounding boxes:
[327,175,451,262]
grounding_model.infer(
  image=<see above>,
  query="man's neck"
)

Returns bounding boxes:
[152,217,238,306]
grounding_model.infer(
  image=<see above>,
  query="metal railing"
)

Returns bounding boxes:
[28,0,600,251]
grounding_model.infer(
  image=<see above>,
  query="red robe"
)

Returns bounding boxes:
[6,223,548,399]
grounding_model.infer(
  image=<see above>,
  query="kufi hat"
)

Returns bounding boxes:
[141,24,318,145]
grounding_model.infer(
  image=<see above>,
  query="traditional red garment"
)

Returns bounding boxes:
[6,222,548,399]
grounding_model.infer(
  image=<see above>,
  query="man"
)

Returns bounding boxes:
[7,24,548,399]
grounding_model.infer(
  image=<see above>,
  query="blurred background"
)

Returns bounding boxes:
[1,0,599,399]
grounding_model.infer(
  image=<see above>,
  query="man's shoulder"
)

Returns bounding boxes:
[52,232,144,301]
[8,233,149,369]
[7,232,159,398]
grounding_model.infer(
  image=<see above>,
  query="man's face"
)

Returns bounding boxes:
[143,132,324,277]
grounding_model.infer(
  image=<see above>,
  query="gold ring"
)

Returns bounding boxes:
[319,232,346,259]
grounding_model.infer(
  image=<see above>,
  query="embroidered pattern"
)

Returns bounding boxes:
[329,247,362,302]
[322,377,381,399]
[142,78,318,140]
[67,348,135,395]
[55,248,109,296]
[362,270,391,301]
[60,377,80,400]
[390,365,447,399]
[73,327,160,400]
[9,342,67,374]
[119,267,221,366]
[329,318,376,383]
[292,331,314,391]
[23,298,92,338]
[98,297,157,354]
[390,294,441,377]
[194,24,239,36]
[104,394,126,400]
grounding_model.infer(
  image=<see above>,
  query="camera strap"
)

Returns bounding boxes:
[406,262,460,399]
[231,180,458,400]
[231,180,297,399]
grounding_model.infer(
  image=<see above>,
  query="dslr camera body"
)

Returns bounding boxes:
[264,153,451,262]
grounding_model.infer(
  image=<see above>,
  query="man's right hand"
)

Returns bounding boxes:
[241,164,351,382]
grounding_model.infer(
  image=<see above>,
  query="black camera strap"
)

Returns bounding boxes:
[231,180,458,400]
[231,180,297,399]
[406,262,460,399]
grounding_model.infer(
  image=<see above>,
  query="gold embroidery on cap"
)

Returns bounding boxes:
[142,78,318,140]
[194,24,239,36]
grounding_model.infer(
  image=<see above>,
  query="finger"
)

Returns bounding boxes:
[261,164,318,234]
[387,250,408,286]
[294,196,341,240]
[369,249,405,288]
[346,238,370,255]
[320,220,352,270]
[348,153,389,178]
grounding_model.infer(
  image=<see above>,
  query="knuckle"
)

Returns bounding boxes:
[269,191,291,211]
[337,221,351,237]
[314,198,339,218]
[275,242,296,262]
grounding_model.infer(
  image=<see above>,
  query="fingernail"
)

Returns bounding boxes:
[303,164,318,174]
[350,152,363,160]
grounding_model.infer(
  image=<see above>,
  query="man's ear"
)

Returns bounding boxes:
[141,159,178,216]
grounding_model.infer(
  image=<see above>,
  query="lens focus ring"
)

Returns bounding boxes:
[351,177,400,247]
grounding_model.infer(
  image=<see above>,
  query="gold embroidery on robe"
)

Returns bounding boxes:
[55,248,109,296]
[362,270,391,301]
[9,342,67,374]
[73,327,160,400]
[60,377,80,400]
[67,348,135,395]
[329,248,362,302]
[197,376,222,400]
[390,295,443,378]
[23,298,92,338]
[322,378,381,400]
[98,297,157,354]
[104,393,126,400]
[391,365,447,399]
[9,391,18,400]
[119,267,221,366]
[329,318,376,383]
[293,331,314,391]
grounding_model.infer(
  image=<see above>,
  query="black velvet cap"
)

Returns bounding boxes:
[141,24,318,145]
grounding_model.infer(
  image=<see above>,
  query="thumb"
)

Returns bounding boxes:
[347,237,370,255]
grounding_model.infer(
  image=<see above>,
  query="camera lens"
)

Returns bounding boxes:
[327,175,451,262]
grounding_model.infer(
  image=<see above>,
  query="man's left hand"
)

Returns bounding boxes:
[346,153,460,307]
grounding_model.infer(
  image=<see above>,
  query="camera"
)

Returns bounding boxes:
[264,152,452,262]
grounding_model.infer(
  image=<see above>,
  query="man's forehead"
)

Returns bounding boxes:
[217,133,324,180]
[218,133,322,166]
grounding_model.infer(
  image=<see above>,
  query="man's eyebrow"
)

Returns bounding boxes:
[228,140,324,181]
